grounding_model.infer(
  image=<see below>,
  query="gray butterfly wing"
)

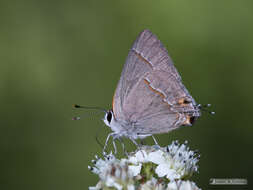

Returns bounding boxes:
[112,29,199,134]
[113,29,177,119]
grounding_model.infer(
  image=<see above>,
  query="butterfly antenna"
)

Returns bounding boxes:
[72,104,107,120]
[197,104,215,115]
[73,104,107,112]
[72,104,107,149]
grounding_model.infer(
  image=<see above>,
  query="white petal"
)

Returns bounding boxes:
[166,171,180,181]
[128,156,138,164]
[148,150,167,165]
[129,163,142,176]
[140,183,151,190]
[114,183,123,190]
[166,181,178,190]
[156,183,165,190]
[127,184,135,190]
[105,177,123,190]
[179,181,199,190]
[155,164,171,177]
[105,177,116,187]
[135,150,148,162]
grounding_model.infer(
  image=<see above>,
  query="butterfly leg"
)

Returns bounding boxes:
[151,135,160,148]
[103,132,114,153]
[112,138,117,154]
[118,138,129,156]
[130,137,147,158]
[130,137,139,147]
[130,137,144,154]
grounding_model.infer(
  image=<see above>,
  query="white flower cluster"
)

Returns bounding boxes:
[89,141,201,190]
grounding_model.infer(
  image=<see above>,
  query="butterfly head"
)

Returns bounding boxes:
[103,109,126,135]
[103,110,114,127]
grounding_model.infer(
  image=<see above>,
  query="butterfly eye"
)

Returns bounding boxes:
[106,111,112,124]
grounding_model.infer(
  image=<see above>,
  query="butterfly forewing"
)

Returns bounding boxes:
[112,29,199,134]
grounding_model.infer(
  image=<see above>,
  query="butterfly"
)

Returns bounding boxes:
[102,29,205,151]
[74,29,213,152]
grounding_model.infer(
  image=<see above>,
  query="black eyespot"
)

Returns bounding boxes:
[190,116,196,125]
[107,111,112,123]
[183,99,191,104]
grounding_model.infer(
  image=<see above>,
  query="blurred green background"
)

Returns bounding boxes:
[1,0,253,189]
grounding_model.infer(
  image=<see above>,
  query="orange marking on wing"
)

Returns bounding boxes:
[143,79,165,99]
[178,98,185,105]
[183,115,191,125]
[177,97,190,106]
[132,49,153,68]
[112,91,116,112]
